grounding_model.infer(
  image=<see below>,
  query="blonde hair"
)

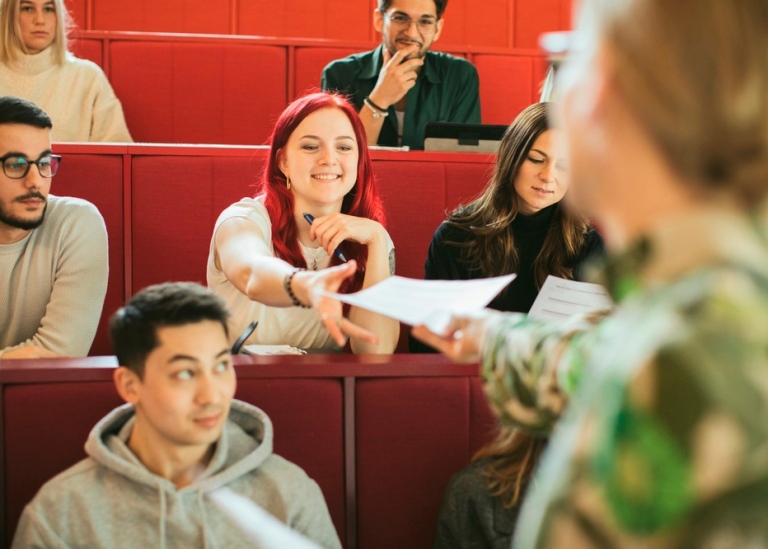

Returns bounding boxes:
[0,0,70,65]
[578,0,768,205]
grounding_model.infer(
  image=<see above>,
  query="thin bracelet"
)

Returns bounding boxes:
[365,96,388,113]
[284,269,311,308]
[363,97,389,118]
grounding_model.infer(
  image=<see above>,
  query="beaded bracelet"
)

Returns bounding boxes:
[284,269,311,308]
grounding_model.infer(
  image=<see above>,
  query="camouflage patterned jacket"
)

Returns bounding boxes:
[480,204,768,548]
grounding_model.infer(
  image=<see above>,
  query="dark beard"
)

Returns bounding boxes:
[0,195,47,231]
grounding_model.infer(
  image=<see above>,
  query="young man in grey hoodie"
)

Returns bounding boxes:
[12,282,342,549]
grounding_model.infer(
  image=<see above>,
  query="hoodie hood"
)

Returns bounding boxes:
[84,399,274,494]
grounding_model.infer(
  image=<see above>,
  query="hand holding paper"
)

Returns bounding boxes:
[321,274,516,334]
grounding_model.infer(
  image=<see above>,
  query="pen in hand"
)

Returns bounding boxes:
[302,213,348,263]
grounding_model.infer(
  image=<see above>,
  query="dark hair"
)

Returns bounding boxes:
[445,102,590,288]
[378,0,448,19]
[262,91,386,294]
[110,282,230,378]
[0,96,52,129]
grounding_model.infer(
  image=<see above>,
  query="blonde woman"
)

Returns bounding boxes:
[0,0,132,142]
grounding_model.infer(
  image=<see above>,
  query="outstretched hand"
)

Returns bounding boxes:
[411,309,503,363]
[300,260,380,347]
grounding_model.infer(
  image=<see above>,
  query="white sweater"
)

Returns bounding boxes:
[0,47,133,142]
[0,195,109,357]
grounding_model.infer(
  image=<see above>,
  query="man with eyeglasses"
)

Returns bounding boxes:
[0,96,107,359]
[321,0,480,150]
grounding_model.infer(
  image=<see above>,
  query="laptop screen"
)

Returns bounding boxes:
[423,122,508,153]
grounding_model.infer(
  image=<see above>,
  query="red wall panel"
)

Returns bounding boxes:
[93,0,230,33]
[68,37,103,67]
[64,0,87,29]
[474,53,536,124]
[514,0,570,49]
[238,0,371,40]
[439,0,511,48]
[51,153,124,356]
[109,41,287,145]
[130,153,266,292]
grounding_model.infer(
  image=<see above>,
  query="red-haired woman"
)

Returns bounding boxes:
[207,92,399,353]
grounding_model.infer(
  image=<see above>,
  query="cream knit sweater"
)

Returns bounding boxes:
[0,195,109,357]
[0,47,132,142]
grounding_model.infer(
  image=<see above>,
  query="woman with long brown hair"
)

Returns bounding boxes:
[411,102,603,351]
[434,429,545,548]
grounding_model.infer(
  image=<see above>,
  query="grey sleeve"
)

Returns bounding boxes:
[290,479,343,549]
[3,203,109,356]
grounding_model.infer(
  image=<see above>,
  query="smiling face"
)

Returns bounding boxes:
[0,123,52,243]
[121,321,236,458]
[279,107,359,213]
[513,129,570,215]
[18,0,57,54]
[375,0,444,59]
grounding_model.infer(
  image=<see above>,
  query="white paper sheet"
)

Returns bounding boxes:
[527,275,613,321]
[242,344,306,355]
[209,488,321,548]
[322,274,516,333]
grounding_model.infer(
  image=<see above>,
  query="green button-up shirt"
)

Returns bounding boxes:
[321,45,481,150]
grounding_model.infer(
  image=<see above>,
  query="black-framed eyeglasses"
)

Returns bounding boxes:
[0,154,62,179]
[384,12,438,34]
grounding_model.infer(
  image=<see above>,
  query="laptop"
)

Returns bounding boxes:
[423,122,508,153]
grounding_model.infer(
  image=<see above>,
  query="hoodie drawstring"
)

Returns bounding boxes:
[158,485,167,549]
[198,490,211,548]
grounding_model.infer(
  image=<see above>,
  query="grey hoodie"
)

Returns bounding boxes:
[12,400,342,549]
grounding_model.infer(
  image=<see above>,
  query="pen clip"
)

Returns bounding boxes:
[231,320,259,354]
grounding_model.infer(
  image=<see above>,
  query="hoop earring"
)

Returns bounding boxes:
[286,177,291,191]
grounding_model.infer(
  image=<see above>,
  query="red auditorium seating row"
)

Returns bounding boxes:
[66,0,572,49]
[51,143,495,355]
[0,355,499,549]
[67,31,547,145]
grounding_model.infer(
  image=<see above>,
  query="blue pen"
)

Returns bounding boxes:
[302,213,348,263]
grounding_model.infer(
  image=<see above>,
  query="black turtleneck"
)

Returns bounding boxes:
[409,203,605,352]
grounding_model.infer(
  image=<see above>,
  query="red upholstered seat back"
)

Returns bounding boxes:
[129,149,267,291]
[235,378,346,543]
[355,375,497,549]
[108,41,287,145]
[51,149,125,356]
[474,52,548,125]
[1,357,497,549]
[3,378,123,548]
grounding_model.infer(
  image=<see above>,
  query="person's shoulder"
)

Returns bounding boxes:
[45,195,105,226]
[63,52,107,77]
[444,458,493,501]
[433,219,470,244]
[27,457,103,510]
[218,196,268,222]
[259,452,315,486]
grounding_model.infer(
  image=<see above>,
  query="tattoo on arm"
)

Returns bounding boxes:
[389,248,396,275]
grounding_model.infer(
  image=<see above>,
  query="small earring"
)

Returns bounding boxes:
[286,177,291,191]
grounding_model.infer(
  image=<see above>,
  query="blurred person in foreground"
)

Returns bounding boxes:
[414,0,768,547]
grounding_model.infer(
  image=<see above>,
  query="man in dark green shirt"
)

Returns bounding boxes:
[321,0,480,150]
